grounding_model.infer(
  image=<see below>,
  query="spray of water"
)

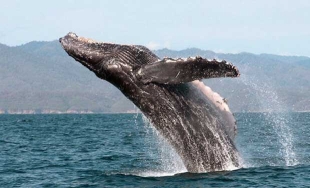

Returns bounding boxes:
[131,107,187,177]
[239,74,298,166]
[138,115,187,177]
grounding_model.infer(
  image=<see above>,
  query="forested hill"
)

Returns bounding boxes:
[0,41,309,113]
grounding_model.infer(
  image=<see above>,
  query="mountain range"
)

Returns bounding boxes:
[0,41,309,113]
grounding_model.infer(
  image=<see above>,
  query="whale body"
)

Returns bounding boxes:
[60,32,240,172]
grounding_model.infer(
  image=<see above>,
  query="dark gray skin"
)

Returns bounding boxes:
[59,32,240,172]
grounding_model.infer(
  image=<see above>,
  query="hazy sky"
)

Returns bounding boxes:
[1,0,309,56]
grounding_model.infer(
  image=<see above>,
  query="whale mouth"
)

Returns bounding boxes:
[59,32,114,45]
[59,32,98,51]
[60,32,97,44]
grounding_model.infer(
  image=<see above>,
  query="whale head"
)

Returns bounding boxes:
[59,32,158,80]
[59,32,116,79]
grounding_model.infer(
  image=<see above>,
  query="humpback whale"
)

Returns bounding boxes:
[59,32,240,172]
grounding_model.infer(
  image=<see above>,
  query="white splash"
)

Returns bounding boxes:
[239,75,299,166]
[137,115,187,177]
[136,171,182,177]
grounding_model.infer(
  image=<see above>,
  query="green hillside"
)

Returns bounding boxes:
[0,41,309,113]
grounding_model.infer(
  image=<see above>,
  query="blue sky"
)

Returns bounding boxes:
[1,0,309,56]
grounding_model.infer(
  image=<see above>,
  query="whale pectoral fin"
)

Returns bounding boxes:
[135,57,240,84]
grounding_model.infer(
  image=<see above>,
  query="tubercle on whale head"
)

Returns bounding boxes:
[59,32,113,79]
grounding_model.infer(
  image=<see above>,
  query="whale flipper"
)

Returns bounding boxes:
[135,57,239,84]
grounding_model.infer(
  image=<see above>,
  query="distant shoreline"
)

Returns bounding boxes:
[0,110,140,115]
[0,110,308,115]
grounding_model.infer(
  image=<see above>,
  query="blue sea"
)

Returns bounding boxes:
[0,113,309,187]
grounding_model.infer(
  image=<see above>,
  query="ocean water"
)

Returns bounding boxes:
[0,113,309,187]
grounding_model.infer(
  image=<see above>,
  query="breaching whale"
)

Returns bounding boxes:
[59,32,240,172]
